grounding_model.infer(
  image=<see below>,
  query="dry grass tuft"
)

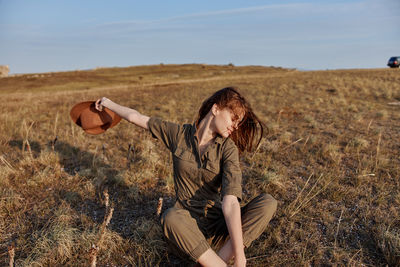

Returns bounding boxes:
[374,221,400,266]
[348,137,369,149]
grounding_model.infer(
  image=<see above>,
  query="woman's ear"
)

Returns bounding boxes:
[211,103,219,116]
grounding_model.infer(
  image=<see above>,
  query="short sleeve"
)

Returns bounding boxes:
[221,139,242,202]
[147,117,180,151]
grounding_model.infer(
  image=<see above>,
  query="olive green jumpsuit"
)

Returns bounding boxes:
[148,117,277,261]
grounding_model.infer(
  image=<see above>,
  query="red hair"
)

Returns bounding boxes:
[196,87,266,153]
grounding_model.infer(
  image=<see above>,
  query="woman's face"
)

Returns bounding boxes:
[212,104,244,138]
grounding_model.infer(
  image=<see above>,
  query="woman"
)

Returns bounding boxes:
[95,87,277,267]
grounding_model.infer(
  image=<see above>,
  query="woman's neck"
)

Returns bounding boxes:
[195,113,216,146]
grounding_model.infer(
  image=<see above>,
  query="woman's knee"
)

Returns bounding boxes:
[258,193,278,217]
[161,207,181,231]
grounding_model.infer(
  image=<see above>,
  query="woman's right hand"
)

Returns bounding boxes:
[95,97,108,111]
[233,252,246,267]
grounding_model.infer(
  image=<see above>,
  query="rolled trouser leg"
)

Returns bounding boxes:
[241,193,277,247]
[161,206,211,261]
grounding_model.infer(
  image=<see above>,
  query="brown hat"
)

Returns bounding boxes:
[70,101,121,135]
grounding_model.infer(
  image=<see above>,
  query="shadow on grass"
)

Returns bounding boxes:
[7,138,190,266]
[8,139,42,157]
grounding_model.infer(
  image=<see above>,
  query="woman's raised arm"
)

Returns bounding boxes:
[95,97,150,130]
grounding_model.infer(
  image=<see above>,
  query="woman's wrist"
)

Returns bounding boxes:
[234,249,245,257]
[101,97,110,107]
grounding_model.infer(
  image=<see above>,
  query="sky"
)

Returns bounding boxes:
[0,0,399,74]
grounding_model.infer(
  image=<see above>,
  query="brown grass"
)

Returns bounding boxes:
[0,64,399,266]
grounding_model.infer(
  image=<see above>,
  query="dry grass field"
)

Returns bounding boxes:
[0,64,399,266]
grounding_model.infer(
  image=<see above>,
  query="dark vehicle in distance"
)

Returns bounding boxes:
[387,56,400,68]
